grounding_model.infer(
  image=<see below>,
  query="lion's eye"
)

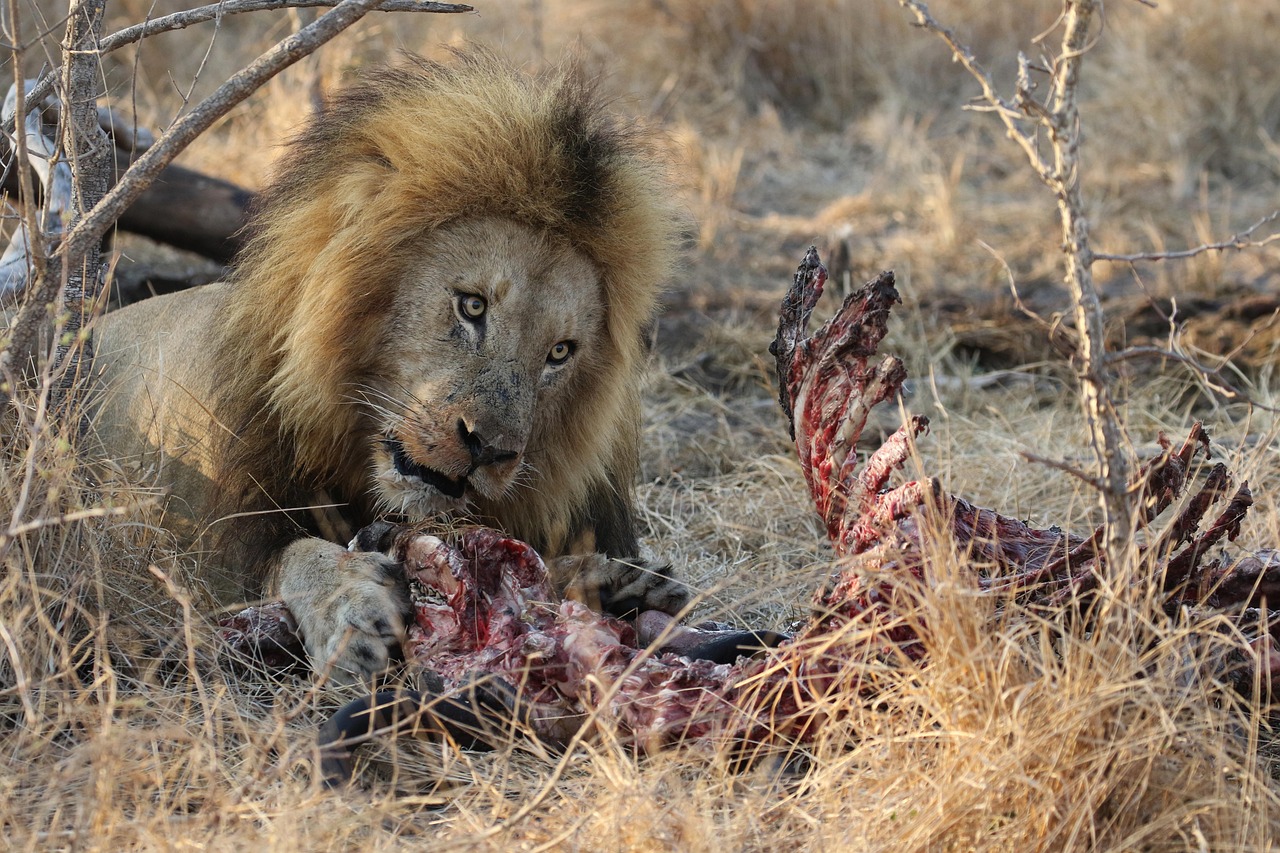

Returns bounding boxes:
[457,294,487,321]
[547,340,575,365]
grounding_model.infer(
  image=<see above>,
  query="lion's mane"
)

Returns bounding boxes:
[211,51,680,568]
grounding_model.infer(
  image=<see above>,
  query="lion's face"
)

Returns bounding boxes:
[365,217,608,518]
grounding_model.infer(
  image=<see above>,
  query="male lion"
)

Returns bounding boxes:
[89,52,687,682]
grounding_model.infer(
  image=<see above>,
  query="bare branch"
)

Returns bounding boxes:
[1046,2,1136,574]
[899,0,1137,583]
[101,0,472,54]
[51,0,113,414]
[0,0,471,185]
[53,0,394,286]
[1094,211,1280,263]
[897,0,1053,180]
[0,5,111,401]
[977,239,1055,332]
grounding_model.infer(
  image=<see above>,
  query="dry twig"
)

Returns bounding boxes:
[100,0,472,53]
[1094,211,1280,264]
[898,0,1133,579]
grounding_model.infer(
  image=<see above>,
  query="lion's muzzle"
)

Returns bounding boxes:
[457,416,520,470]
[386,437,468,499]
[384,407,527,506]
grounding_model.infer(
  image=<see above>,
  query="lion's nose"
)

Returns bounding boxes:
[457,418,519,468]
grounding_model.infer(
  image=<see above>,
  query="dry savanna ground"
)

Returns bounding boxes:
[3,0,1280,849]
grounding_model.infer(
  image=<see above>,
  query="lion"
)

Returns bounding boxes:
[88,51,688,683]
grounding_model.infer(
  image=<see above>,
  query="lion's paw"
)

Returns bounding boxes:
[277,540,410,684]
[551,554,692,618]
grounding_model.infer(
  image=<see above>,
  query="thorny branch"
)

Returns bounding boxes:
[1094,211,1280,263]
[1048,0,1135,588]
[899,0,1134,583]
[898,3,1053,183]
[902,2,1280,420]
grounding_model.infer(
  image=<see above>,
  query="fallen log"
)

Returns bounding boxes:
[111,153,252,264]
[1,114,252,264]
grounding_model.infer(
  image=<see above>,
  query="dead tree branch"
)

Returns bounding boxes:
[1047,0,1135,582]
[52,0,112,414]
[1094,211,1280,263]
[100,0,472,54]
[897,3,1053,181]
[899,0,1134,579]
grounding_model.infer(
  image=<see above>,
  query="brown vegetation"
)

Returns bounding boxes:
[2,0,1280,849]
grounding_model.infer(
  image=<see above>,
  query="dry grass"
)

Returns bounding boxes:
[3,0,1280,848]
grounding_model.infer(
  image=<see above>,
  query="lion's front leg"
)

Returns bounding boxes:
[275,538,411,684]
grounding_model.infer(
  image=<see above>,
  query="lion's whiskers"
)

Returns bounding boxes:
[342,383,412,419]
[503,459,543,500]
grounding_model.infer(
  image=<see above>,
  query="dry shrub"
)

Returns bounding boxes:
[0,379,352,848]
[830,568,1280,849]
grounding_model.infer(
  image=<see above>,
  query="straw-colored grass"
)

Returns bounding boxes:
[3,0,1280,848]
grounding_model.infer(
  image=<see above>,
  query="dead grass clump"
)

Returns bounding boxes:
[1093,2,1280,190]
[1,383,120,714]
[0,381,339,848]
[827,562,1280,849]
